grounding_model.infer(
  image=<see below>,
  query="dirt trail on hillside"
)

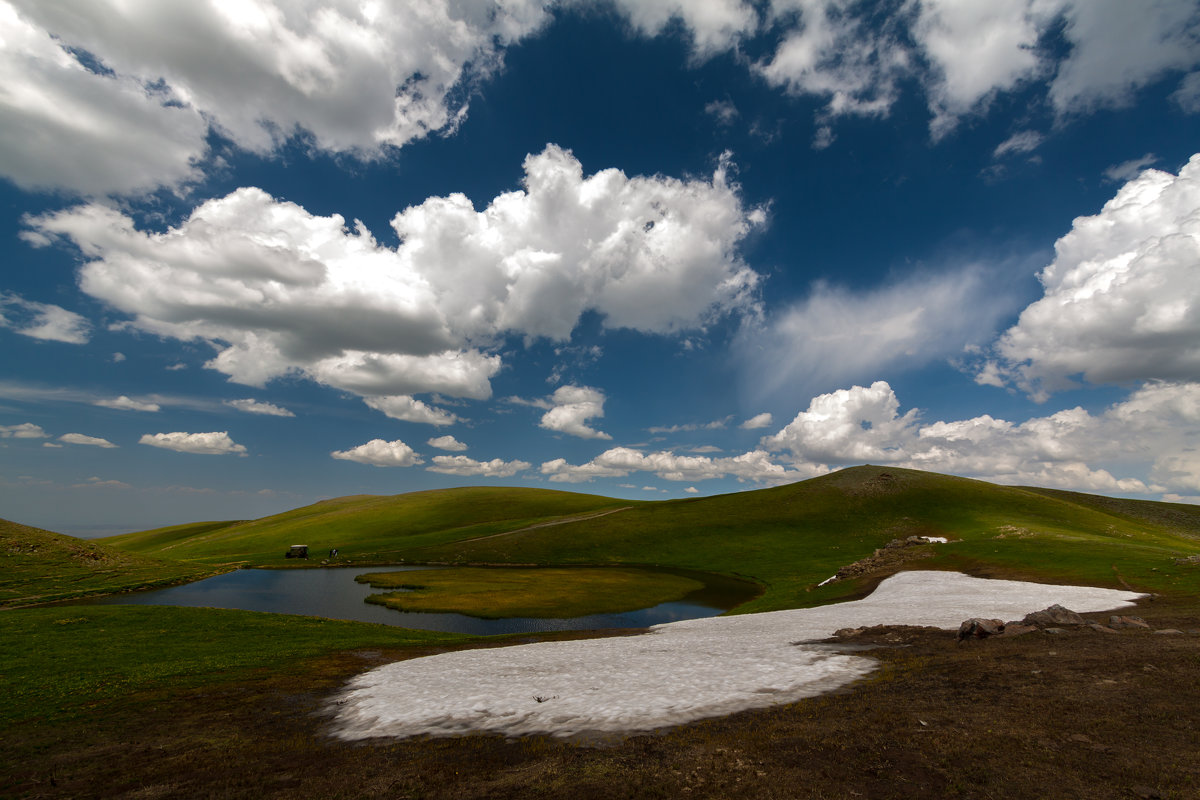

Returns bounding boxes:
[455,506,633,545]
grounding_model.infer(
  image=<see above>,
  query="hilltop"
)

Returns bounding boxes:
[99,466,1200,612]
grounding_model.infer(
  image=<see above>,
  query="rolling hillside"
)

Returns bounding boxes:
[1,518,218,607]
[98,486,637,565]
[99,467,1200,612]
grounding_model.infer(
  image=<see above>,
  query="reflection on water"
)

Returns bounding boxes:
[77,566,756,634]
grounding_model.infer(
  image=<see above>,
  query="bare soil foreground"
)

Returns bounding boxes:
[4,598,1198,800]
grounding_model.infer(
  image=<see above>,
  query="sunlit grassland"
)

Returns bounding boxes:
[99,487,635,566]
[357,566,706,618]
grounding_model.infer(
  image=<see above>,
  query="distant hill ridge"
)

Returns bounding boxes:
[88,466,1200,612]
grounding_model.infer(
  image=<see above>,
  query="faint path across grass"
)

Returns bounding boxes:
[452,506,634,544]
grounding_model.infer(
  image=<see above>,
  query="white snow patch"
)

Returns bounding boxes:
[919,536,949,543]
[329,571,1143,741]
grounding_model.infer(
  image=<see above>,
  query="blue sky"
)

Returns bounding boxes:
[2,0,1199,535]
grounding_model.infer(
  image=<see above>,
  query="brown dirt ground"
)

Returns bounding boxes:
[3,601,1199,800]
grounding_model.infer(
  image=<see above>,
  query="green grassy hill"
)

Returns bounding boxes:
[99,486,637,565]
[98,467,1200,612]
[0,518,219,607]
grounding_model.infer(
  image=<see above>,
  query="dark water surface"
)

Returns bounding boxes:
[77,566,758,635]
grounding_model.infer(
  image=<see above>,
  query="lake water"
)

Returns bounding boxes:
[77,565,757,635]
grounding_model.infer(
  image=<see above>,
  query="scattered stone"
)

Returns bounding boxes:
[1087,623,1118,634]
[1152,629,1183,635]
[1023,604,1087,627]
[957,618,1005,641]
[997,623,1039,637]
[832,627,866,638]
[1109,615,1151,630]
[828,534,946,581]
[1044,627,1068,635]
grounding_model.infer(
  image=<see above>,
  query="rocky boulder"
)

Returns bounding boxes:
[1022,604,1087,627]
[957,618,1006,640]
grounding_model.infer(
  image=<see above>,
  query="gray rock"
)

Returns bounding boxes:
[1023,604,1087,627]
[1109,615,1151,629]
[957,618,1005,641]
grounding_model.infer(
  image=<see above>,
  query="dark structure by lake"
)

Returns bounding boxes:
[77,566,757,635]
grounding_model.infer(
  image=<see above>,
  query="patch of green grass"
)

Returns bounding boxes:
[357,566,705,618]
[0,604,466,726]
[0,518,219,607]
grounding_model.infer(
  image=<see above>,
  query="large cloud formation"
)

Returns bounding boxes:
[758,0,1200,140]
[984,154,1200,399]
[5,1,1198,198]
[0,0,550,195]
[763,380,1200,494]
[26,146,762,402]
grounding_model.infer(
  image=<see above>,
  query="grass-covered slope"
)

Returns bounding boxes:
[0,518,218,608]
[100,467,1200,613]
[409,467,1200,612]
[100,487,636,565]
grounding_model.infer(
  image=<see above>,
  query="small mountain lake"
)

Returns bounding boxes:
[77,566,758,635]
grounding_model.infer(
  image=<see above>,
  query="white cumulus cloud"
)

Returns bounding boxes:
[59,433,117,448]
[1047,0,1200,115]
[364,395,458,426]
[139,431,247,455]
[763,380,1200,495]
[755,1,1200,141]
[427,455,531,477]
[740,412,773,429]
[609,0,757,58]
[27,146,760,403]
[427,435,468,452]
[2,0,551,196]
[0,1,207,197]
[331,438,422,467]
[225,398,295,417]
[985,154,1200,398]
[540,445,817,485]
[0,422,46,438]
[539,385,612,440]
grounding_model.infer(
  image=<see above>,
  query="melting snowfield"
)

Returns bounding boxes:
[329,571,1144,741]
